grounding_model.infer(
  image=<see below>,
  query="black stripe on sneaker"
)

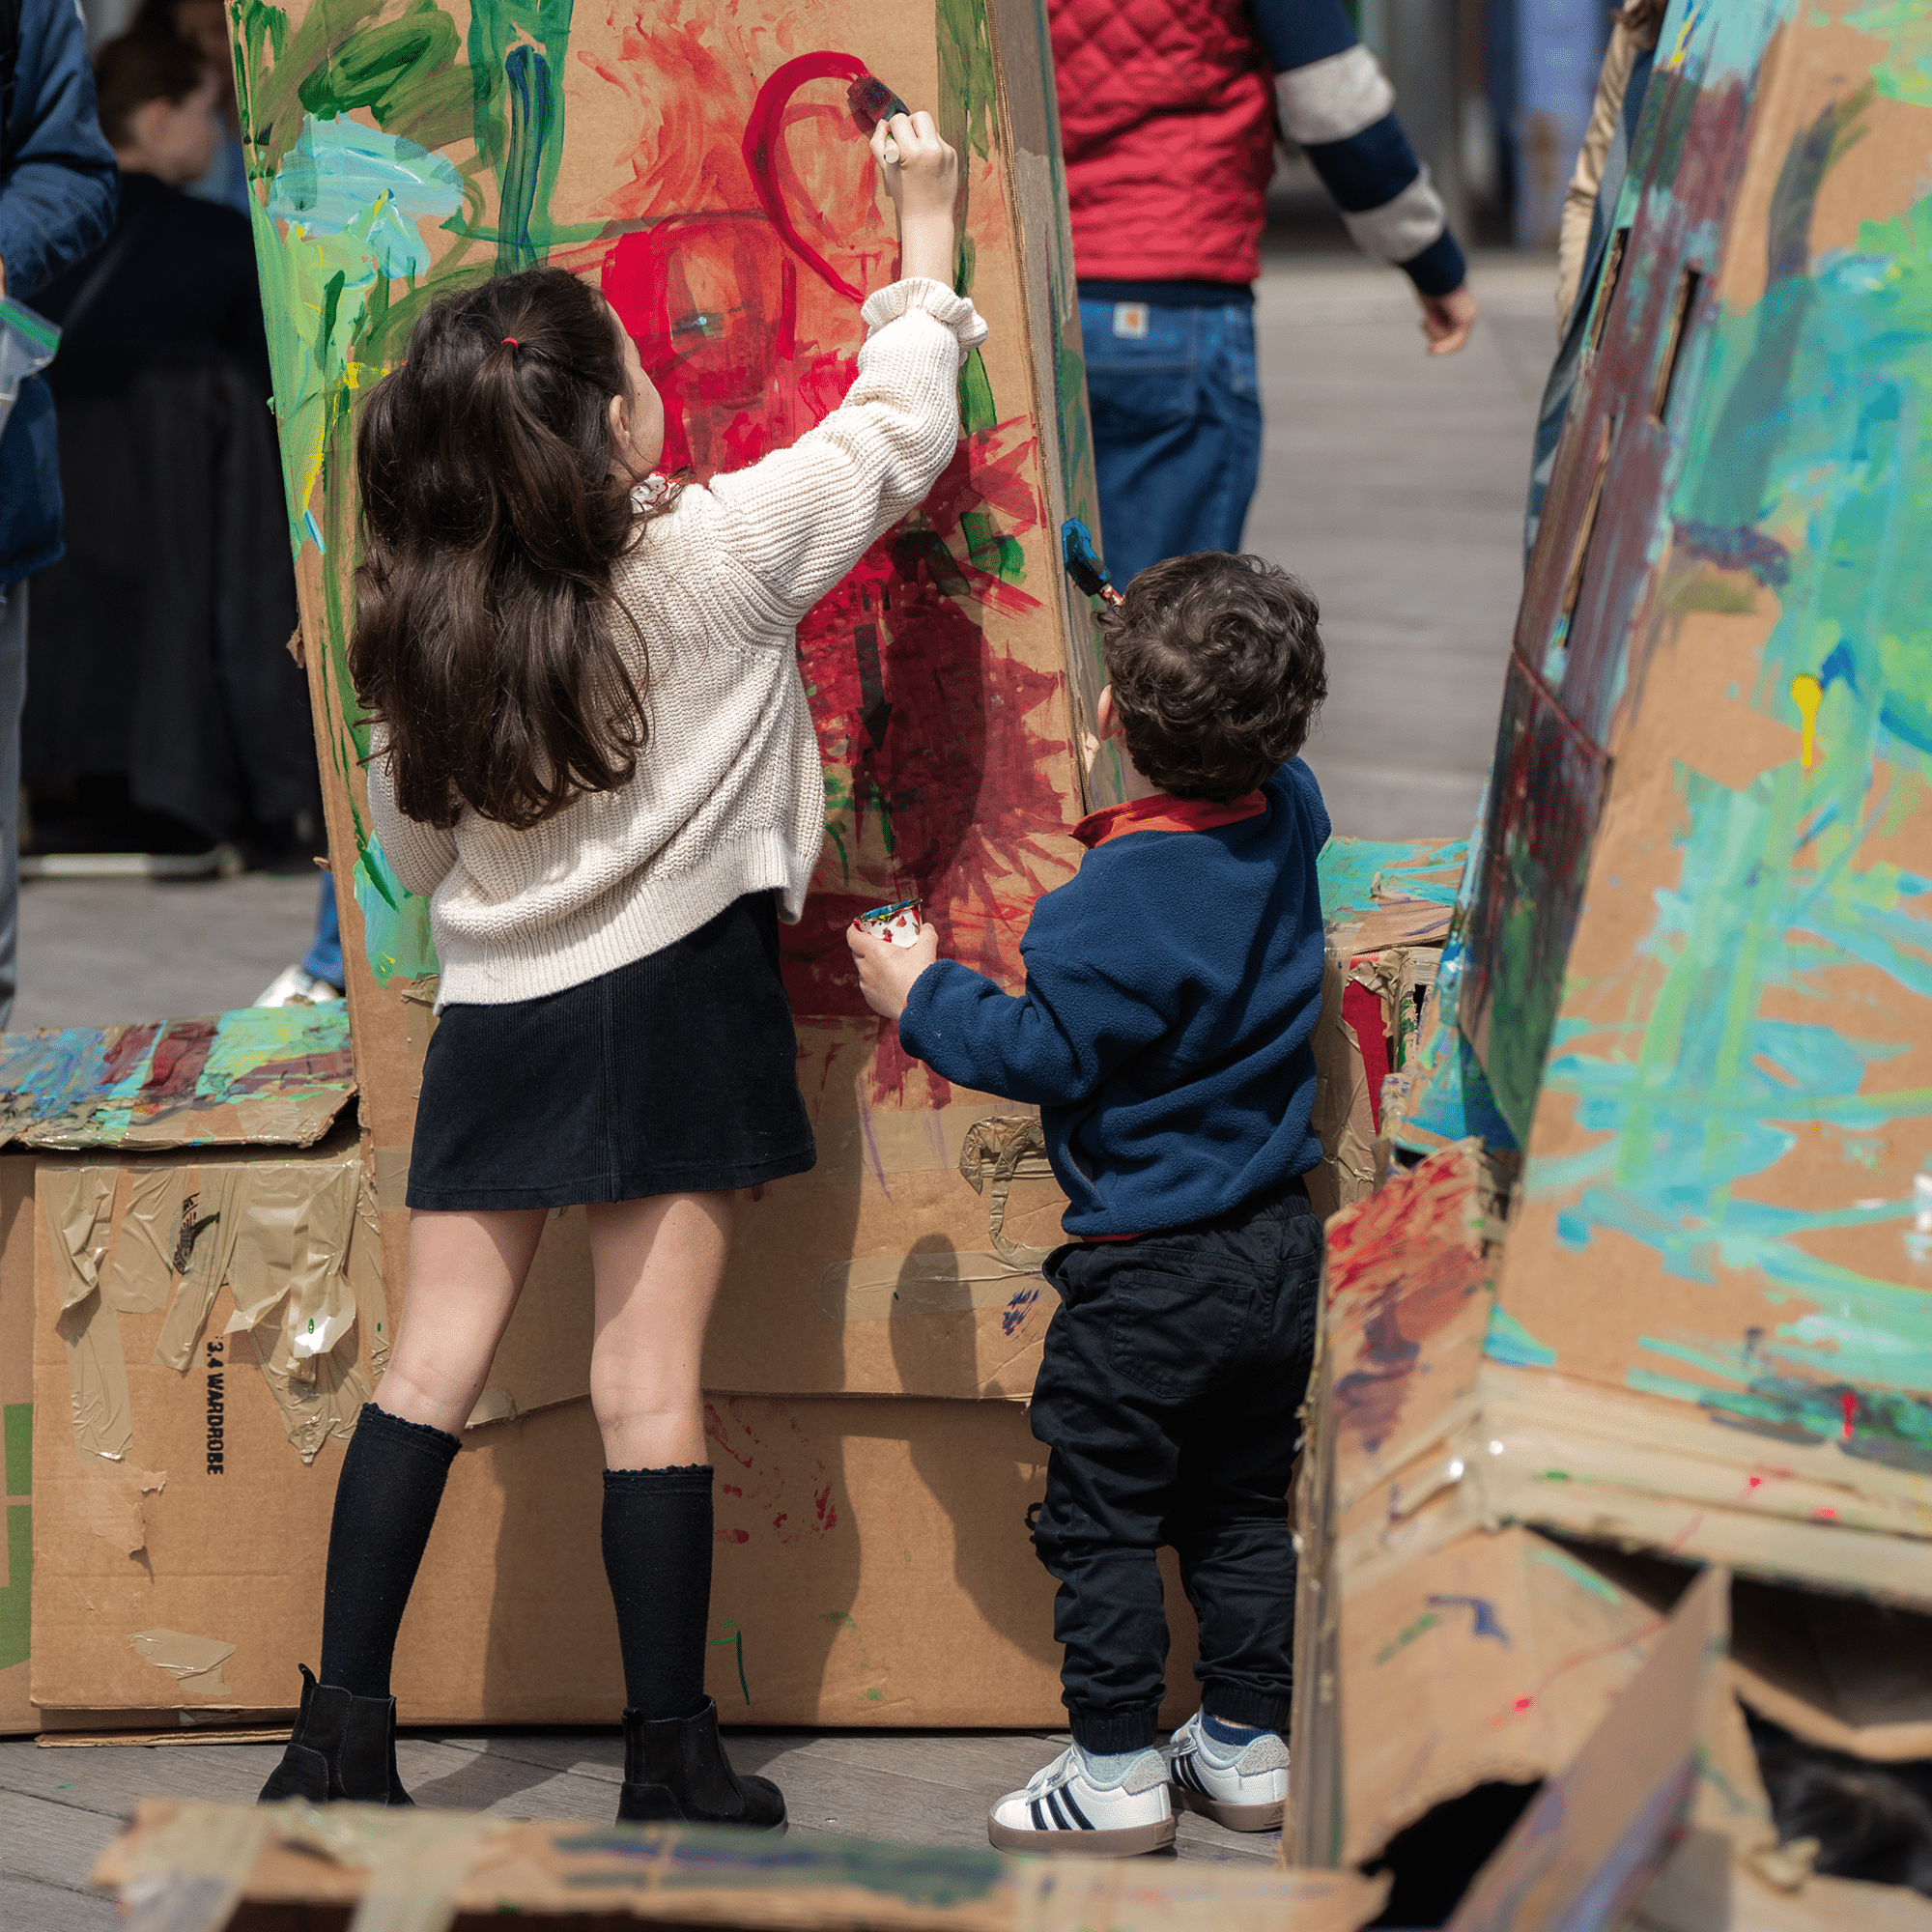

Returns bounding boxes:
[1045,1788,1070,1830]
[1061,1787,1095,1830]
[1174,1752,1203,1793]
[1031,1797,1047,1830]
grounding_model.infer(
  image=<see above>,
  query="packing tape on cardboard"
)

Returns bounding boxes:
[126,1629,237,1699]
[109,1167,186,1314]
[43,1165,134,1460]
[79,1461,166,1556]
[108,1800,273,1932]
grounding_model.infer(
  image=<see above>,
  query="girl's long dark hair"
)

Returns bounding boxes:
[353,268,649,831]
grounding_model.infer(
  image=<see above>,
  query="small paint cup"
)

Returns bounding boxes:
[856,898,923,948]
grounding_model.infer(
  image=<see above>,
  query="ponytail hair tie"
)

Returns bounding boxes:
[502,336,520,350]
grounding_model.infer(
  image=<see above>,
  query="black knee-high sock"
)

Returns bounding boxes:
[317,1404,461,1698]
[602,1463,713,1720]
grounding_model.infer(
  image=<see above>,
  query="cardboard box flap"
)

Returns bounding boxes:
[92,1801,1390,1932]
[1318,835,1468,928]
[0,1009,355,1151]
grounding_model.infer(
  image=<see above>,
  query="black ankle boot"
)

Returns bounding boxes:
[259,1665,413,1805]
[617,1697,785,1830]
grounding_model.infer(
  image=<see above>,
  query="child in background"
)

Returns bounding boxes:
[258,109,983,1828]
[849,552,1331,1856]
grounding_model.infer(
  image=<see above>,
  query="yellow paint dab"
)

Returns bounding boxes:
[1791,673,1823,770]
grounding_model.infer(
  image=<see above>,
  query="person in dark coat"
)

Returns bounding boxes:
[27,26,316,868]
[0,0,118,1023]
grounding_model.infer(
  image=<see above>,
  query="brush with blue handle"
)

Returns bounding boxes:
[1062,519,1124,608]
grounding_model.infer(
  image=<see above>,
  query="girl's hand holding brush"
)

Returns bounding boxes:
[869,109,958,285]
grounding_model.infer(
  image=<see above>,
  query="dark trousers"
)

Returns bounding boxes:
[1029,1180,1321,1754]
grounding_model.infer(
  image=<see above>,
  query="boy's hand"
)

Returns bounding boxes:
[870,110,957,285]
[847,919,941,1023]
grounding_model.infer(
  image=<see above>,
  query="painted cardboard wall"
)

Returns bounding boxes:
[28,1146,1203,1725]
[226,0,1114,1337]
[1474,2,1932,1503]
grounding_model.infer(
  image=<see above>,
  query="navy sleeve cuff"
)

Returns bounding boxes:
[1401,227,1467,298]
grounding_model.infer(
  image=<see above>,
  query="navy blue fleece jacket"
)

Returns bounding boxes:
[898,759,1330,1237]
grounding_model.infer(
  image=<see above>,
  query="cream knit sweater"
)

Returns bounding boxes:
[366,278,988,1009]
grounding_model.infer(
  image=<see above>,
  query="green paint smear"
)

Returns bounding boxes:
[1535,173,1932,1436]
[1487,1305,1558,1370]
[1527,1546,1624,1605]
[355,838,439,985]
[3,1404,29,1498]
[0,1502,27,1669]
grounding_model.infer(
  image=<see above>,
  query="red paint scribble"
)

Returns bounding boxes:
[717,1527,750,1544]
[1323,1148,1490,1458]
[742,52,870,303]
[1487,1616,1669,1732]
[142,1019,218,1098]
[99,1021,161,1090]
[706,1394,838,1548]
[1512,1696,1534,1713]
[1840,1389,1859,1440]
[599,43,1074,1076]
[814,1482,837,1529]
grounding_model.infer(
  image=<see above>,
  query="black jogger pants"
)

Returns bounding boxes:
[1028,1179,1322,1754]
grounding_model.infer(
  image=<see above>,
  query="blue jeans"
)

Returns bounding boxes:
[1078,298,1264,590]
[303,872,343,988]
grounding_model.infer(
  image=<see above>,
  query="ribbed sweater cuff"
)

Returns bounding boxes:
[861,277,989,362]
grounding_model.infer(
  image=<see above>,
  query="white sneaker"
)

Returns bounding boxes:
[987,1745,1175,1857]
[255,965,344,1008]
[1165,1710,1289,1831]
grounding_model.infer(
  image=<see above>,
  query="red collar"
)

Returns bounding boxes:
[1073,789,1267,850]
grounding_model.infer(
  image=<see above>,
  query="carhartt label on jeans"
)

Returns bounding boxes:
[1112,302,1150,340]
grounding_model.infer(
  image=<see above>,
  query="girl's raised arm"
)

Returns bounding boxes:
[696,111,986,627]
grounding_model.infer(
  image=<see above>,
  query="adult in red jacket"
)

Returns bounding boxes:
[1054,0,1477,584]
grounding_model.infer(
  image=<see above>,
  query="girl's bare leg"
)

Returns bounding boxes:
[586,1190,732,1467]
[378,1207,549,1433]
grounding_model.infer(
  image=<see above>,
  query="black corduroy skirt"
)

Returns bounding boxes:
[406,892,816,1211]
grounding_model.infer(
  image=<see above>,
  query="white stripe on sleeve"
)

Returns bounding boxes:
[1341,167,1449,265]
[1274,44,1396,147]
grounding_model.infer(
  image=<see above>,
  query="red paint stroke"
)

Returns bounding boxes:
[717,1527,750,1544]
[1840,1389,1859,1440]
[143,1019,219,1099]
[742,51,870,303]
[99,1021,161,1091]
[1343,980,1392,1136]
[1487,1615,1669,1732]
[1323,1151,1489,1458]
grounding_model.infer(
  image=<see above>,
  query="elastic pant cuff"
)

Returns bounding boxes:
[1070,1705,1160,1754]
[605,1463,715,1494]
[1202,1683,1291,1732]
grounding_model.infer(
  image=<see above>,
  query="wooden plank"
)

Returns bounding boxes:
[0,1867,118,1932]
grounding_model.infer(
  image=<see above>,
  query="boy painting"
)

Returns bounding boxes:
[848,551,1331,1856]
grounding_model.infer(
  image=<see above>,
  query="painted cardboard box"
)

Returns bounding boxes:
[28,1141,1206,1727]
[1443,0,1932,1488]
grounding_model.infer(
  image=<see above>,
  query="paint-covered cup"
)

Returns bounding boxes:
[855,898,923,948]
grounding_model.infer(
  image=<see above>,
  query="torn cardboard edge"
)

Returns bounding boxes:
[93,1801,1391,1931]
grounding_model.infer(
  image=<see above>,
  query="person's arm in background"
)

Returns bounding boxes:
[0,0,119,302]
[1251,0,1476,355]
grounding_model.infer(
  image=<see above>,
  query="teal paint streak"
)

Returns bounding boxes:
[264,113,463,272]
[354,838,439,985]
[1487,1305,1558,1370]
[1318,837,1469,923]
[1395,932,1518,1154]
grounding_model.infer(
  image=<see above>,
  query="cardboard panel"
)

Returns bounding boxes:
[30,1148,1203,1724]
[0,1152,36,1733]
[1492,4,1932,1501]
[0,1009,354,1151]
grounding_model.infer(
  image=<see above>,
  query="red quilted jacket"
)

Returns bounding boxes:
[1050,0,1277,284]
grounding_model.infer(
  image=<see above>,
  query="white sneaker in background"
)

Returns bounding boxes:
[1165,1709,1289,1831]
[255,965,344,1009]
[987,1744,1175,1857]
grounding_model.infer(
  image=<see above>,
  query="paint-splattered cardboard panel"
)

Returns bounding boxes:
[238,0,1102,1150]
[31,1336,1202,1724]
[90,1801,1391,1932]
[1491,0,1932,1493]
[0,1155,36,1733]
[0,1009,355,1151]
[1328,1525,1668,1871]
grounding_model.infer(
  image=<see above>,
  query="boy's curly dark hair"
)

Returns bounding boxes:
[1101,552,1326,801]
